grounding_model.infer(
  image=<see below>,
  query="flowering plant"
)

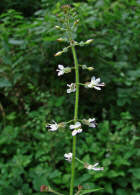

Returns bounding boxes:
[44,5,105,195]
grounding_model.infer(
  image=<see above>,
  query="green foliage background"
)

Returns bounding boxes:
[0,0,140,194]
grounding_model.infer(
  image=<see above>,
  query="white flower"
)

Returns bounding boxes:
[82,118,96,128]
[86,163,104,171]
[46,121,65,132]
[86,76,105,90]
[56,65,65,76]
[67,83,76,93]
[56,64,71,76]
[64,153,73,162]
[46,121,58,131]
[70,122,83,136]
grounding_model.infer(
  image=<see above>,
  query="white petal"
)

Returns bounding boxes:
[58,71,64,76]
[70,124,75,129]
[93,163,99,167]
[87,83,93,88]
[89,123,96,128]
[98,82,105,86]
[96,78,101,83]
[87,165,92,170]
[75,122,81,128]
[94,86,101,90]
[67,89,71,93]
[64,154,68,158]
[88,118,95,122]
[58,64,64,70]
[72,130,77,136]
[93,167,104,171]
[91,76,96,81]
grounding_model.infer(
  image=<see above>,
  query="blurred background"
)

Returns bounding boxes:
[0,0,140,194]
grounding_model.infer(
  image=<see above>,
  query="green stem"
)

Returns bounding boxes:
[75,157,85,165]
[66,119,74,124]
[69,45,79,195]
[78,83,85,86]
[50,189,64,195]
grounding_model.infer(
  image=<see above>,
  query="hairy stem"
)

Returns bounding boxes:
[70,45,79,195]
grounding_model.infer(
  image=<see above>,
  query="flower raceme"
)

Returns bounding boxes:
[85,76,105,90]
[56,64,71,76]
[70,122,83,136]
[47,9,105,194]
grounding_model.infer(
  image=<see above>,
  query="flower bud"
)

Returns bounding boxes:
[40,185,49,192]
[82,65,87,70]
[82,119,89,125]
[79,41,85,46]
[55,25,61,30]
[58,122,65,128]
[63,47,68,53]
[85,39,93,44]
[61,5,71,13]
[54,51,63,56]
[87,67,94,71]
[78,185,83,191]
[64,67,71,73]
[57,38,65,42]
[74,19,79,26]
[84,163,89,169]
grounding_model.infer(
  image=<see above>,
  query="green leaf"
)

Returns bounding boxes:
[0,78,12,88]
[116,188,127,195]
[132,179,140,190]
[130,168,140,179]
